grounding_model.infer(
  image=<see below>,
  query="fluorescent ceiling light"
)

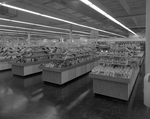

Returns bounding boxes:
[0,24,70,35]
[0,28,86,37]
[0,31,25,35]
[0,18,109,37]
[80,0,138,36]
[0,28,17,32]
[0,24,109,37]
[0,32,55,37]
[0,2,126,37]
[0,28,63,36]
[0,18,70,31]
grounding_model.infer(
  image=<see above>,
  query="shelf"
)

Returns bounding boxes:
[99,61,127,65]
[98,54,130,58]
[109,47,131,52]
[10,59,51,66]
[49,57,75,60]
[89,67,140,100]
[0,53,19,56]
[29,54,49,58]
[39,57,100,72]
[31,50,49,52]
[0,61,11,71]
[89,72,131,83]
[40,58,99,85]
[0,59,12,62]
[22,54,49,58]
[49,53,65,55]
[133,52,144,58]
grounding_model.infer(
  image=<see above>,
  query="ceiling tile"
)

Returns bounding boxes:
[71,13,85,17]
[80,16,92,20]
[44,2,66,10]
[60,8,76,14]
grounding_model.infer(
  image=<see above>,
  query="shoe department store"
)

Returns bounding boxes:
[0,0,149,119]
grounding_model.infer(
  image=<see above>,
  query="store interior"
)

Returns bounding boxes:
[0,0,149,119]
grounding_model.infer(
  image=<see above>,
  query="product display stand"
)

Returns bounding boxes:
[139,53,145,66]
[89,67,139,100]
[10,60,50,76]
[0,59,12,71]
[39,57,100,85]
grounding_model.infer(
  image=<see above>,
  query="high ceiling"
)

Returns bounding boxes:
[0,0,146,38]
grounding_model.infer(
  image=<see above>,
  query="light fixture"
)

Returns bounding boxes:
[0,2,126,37]
[0,18,109,37]
[0,28,64,36]
[0,24,70,34]
[79,0,138,36]
[0,18,69,31]
[0,24,110,38]
[0,28,18,32]
[0,31,26,35]
[0,31,47,36]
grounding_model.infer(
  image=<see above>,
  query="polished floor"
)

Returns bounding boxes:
[0,64,149,119]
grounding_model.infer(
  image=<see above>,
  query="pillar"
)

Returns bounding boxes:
[146,0,150,74]
[90,30,99,42]
[27,33,31,44]
[16,38,19,47]
[0,35,4,45]
[70,24,73,42]
[60,36,64,43]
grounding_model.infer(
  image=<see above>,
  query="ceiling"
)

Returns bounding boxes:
[0,0,146,38]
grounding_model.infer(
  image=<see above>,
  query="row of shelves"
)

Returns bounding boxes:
[40,60,99,85]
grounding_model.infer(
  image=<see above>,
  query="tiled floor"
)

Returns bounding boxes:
[0,64,150,119]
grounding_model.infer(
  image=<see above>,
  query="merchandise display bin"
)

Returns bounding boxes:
[10,60,50,76]
[89,67,139,100]
[0,60,12,71]
[39,58,100,85]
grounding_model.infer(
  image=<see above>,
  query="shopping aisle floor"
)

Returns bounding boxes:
[0,64,149,119]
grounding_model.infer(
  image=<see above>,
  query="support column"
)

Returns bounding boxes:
[70,25,73,42]
[1,35,4,45]
[146,0,150,74]
[27,33,31,44]
[1,31,5,46]
[60,36,64,43]
[90,30,99,42]
[16,38,19,47]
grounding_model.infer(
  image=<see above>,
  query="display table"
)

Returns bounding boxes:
[0,59,12,71]
[10,60,50,76]
[89,67,139,100]
[134,51,145,66]
[39,57,100,85]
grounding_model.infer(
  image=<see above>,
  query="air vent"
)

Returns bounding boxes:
[0,5,8,15]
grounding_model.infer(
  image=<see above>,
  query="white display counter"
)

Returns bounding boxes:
[89,67,140,100]
[39,57,100,85]
[10,60,50,76]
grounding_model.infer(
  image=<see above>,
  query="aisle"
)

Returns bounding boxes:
[0,64,149,119]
